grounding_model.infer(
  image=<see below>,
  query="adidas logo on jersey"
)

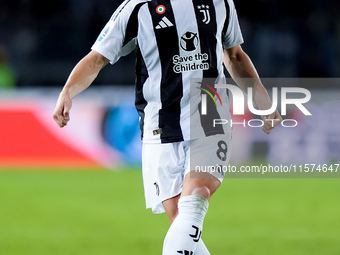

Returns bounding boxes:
[155,17,173,29]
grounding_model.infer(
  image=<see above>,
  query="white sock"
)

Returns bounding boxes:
[162,195,209,255]
[195,239,210,255]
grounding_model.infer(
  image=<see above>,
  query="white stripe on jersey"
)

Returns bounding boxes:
[214,0,232,136]
[137,3,162,143]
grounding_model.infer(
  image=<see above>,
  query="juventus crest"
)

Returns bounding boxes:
[197,5,210,24]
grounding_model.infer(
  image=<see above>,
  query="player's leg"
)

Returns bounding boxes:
[162,173,220,255]
[142,142,209,254]
[143,142,210,254]
[163,192,212,255]
[163,174,219,255]
[181,171,221,198]
[162,135,230,255]
[163,196,211,255]
[163,195,180,222]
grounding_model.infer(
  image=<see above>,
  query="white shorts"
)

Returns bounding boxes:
[142,134,232,214]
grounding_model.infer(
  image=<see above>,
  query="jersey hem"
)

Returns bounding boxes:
[142,136,184,144]
[223,40,244,50]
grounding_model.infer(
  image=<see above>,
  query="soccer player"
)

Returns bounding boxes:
[53,0,282,254]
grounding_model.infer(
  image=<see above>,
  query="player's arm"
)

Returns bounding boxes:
[53,50,109,128]
[223,45,282,134]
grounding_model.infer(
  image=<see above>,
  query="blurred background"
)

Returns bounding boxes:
[0,0,339,87]
[0,1,340,255]
[0,0,339,168]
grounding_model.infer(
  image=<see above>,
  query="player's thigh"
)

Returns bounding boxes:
[182,134,232,199]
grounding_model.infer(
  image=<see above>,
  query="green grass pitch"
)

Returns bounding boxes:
[0,168,339,255]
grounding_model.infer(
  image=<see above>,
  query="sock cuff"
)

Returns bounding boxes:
[178,195,209,220]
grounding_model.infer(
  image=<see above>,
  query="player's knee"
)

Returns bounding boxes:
[190,186,211,200]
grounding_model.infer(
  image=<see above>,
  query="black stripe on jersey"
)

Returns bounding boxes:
[123,2,146,46]
[222,0,231,38]
[135,46,148,139]
[193,0,224,136]
[148,0,184,143]
[112,0,132,22]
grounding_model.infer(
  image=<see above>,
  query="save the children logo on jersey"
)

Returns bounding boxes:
[173,31,210,73]
[173,52,209,73]
[180,32,199,52]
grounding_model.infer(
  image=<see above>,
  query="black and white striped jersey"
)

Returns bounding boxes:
[92,0,244,143]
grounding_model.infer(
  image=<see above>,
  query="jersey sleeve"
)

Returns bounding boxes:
[91,0,140,65]
[222,0,244,49]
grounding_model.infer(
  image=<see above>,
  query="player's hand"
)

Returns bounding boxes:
[261,109,282,134]
[53,91,72,128]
